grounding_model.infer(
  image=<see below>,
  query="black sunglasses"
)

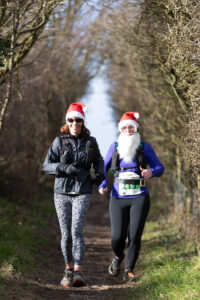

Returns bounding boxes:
[67,118,83,123]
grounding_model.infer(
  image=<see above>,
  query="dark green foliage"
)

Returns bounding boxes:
[0,37,11,66]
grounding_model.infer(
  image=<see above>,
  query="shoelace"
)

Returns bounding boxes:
[65,269,73,276]
[74,270,83,276]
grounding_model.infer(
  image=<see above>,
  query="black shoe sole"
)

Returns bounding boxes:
[73,278,85,287]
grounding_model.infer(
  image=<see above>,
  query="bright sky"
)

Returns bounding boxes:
[81,76,117,157]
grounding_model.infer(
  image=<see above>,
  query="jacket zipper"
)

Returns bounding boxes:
[72,138,79,193]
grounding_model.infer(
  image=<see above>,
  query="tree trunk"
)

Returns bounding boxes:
[0,3,19,133]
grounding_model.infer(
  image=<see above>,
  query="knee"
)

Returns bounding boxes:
[61,232,71,242]
[72,227,83,239]
[129,234,141,246]
[111,234,124,246]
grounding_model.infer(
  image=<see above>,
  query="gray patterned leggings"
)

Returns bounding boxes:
[54,193,91,266]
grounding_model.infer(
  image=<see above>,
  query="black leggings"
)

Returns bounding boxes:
[109,194,150,271]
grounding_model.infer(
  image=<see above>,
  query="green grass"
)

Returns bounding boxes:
[127,220,200,299]
[1,188,199,299]
[0,194,54,279]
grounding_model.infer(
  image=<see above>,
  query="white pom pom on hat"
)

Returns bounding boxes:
[118,111,140,131]
[66,102,87,120]
[82,106,87,113]
[134,112,140,119]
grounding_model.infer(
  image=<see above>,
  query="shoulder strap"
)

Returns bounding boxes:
[136,140,147,169]
[111,142,119,174]
[59,135,72,150]
[85,137,95,151]
[59,135,73,164]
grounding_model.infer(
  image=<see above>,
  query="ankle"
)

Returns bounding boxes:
[115,255,124,262]
[125,269,131,273]
[66,268,73,271]
[74,266,82,272]
[65,263,74,270]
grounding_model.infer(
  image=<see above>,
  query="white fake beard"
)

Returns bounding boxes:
[117,132,141,163]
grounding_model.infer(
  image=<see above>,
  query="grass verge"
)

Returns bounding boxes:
[127,219,200,299]
[0,192,54,284]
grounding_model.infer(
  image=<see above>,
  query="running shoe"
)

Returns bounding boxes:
[108,256,123,276]
[123,271,136,282]
[73,270,85,287]
[60,268,73,287]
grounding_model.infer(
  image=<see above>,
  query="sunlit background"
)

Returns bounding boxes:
[81,76,117,157]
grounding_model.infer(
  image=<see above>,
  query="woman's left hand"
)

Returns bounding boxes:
[140,168,153,178]
[99,187,108,195]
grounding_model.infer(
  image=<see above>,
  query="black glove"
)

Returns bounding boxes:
[73,161,85,168]
[65,165,78,176]
[57,163,78,176]
[92,173,104,185]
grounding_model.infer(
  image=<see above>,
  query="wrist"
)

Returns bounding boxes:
[58,163,68,172]
[150,168,154,177]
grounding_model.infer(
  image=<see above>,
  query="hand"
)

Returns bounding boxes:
[65,165,78,176]
[99,187,108,195]
[140,168,153,178]
[73,161,85,168]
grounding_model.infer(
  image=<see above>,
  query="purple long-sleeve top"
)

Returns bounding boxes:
[99,141,164,199]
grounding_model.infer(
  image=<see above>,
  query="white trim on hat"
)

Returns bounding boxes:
[66,111,85,120]
[118,119,139,131]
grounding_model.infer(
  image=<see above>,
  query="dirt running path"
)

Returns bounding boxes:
[4,190,138,300]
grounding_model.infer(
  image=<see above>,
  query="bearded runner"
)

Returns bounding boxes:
[98,111,164,283]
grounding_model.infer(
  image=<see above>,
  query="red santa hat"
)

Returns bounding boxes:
[66,102,87,121]
[118,111,140,131]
